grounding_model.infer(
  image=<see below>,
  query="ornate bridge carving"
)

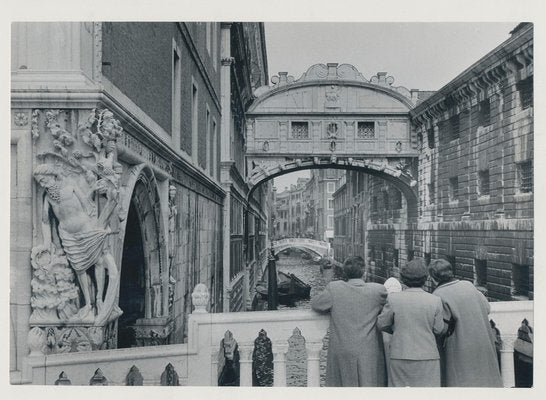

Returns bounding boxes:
[245,63,420,209]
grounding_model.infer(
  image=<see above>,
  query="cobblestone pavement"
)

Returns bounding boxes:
[276,251,333,387]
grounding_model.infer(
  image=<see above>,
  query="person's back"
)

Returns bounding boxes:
[311,256,387,387]
[326,280,387,356]
[377,258,444,387]
[429,259,502,387]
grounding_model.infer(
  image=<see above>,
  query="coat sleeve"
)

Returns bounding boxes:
[311,284,333,313]
[433,299,446,335]
[376,297,394,333]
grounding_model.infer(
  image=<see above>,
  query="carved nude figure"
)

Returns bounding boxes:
[34,163,119,325]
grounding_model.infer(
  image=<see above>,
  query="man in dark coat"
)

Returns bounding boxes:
[311,256,387,386]
[429,259,502,387]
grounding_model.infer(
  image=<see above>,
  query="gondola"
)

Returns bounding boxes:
[255,270,311,306]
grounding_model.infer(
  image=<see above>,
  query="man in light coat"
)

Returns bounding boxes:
[311,256,387,387]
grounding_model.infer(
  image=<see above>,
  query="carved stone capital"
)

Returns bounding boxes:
[305,341,323,360]
[238,343,254,362]
[272,342,289,361]
[221,57,235,66]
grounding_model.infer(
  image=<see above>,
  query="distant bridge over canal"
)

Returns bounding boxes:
[271,238,332,258]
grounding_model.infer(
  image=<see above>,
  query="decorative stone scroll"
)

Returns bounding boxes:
[126,365,144,386]
[252,329,273,386]
[54,371,72,385]
[30,108,124,353]
[160,363,179,386]
[89,368,108,385]
[218,330,240,386]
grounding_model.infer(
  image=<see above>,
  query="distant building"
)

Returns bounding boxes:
[273,169,344,241]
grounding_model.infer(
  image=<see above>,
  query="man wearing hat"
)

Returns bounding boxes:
[429,259,502,387]
[377,258,444,387]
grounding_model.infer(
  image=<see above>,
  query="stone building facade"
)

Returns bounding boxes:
[273,170,344,241]
[333,23,533,301]
[10,21,270,381]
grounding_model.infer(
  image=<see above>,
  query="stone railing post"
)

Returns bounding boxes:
[306,341,323,387]
[272,342,289,387]
[191,283,210,313]
[238,343,254,386]
[500,335,516,388]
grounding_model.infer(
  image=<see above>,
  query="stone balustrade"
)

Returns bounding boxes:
[16,283,533,387]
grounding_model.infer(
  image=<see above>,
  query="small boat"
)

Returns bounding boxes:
[255,270,311,306]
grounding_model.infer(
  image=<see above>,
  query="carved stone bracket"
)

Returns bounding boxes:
[132,316,174,347]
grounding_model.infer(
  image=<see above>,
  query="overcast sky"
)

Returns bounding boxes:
[267,22,517,190]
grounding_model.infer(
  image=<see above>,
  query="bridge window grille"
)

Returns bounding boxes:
[478,99,491,127]
[449,177,459,201]
[478,170,490,196]
[357,121,375,138]
[517,160,533,193]
[291,122,309,139]
[517,76,533,110]
[393,249,399,270]
[512,264,530,299]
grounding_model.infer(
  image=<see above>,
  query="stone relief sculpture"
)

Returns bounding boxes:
[168,184,178,314]
[31,109,123,333]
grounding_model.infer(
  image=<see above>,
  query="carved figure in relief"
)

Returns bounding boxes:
[32,109,123,327]
[168,184,178,313]
[325,85,340,108]
[34,164,118,324]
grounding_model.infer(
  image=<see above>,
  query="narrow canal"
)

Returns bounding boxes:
[275,249,334,387]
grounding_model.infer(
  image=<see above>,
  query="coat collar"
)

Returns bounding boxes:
[403,287,425,292]
[437,279,460,289]
[347,278,365,286]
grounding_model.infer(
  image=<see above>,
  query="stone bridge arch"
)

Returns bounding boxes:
[116,164,170,346]
[245,63,420,220]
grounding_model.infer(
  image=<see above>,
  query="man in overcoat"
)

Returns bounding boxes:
[429,259,502,387]
[311,256,387,386]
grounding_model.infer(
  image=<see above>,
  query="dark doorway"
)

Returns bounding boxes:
[118,201,146,348]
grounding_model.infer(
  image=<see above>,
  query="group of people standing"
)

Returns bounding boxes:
[311,256,503,387]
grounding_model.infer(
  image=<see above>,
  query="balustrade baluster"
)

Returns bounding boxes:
[211,350,219,386]
[238,344,254,386]
[305,342,323,387]
[500,336,516,388]
[272,342,289,387]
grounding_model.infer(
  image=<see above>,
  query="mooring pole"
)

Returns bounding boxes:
[267,247,278,310]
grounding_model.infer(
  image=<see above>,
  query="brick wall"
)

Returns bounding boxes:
[332,25,533,302]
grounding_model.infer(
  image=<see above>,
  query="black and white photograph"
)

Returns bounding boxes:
[2,0,543,398]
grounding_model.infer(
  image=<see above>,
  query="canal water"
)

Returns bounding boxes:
[275,250,335,387]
